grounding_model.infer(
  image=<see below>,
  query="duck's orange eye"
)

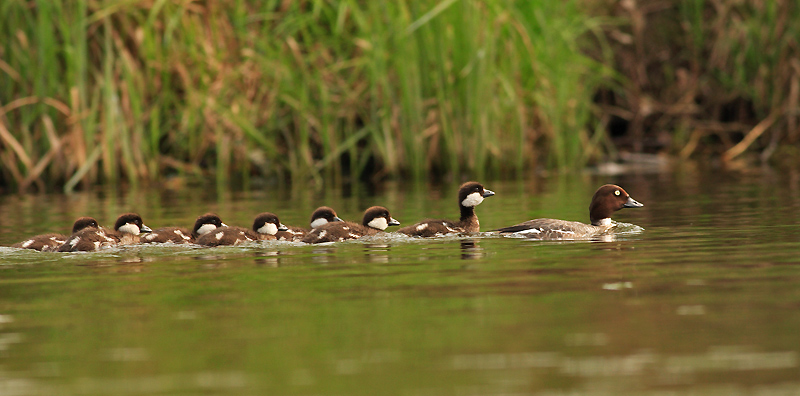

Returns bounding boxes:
[614,190,620,196]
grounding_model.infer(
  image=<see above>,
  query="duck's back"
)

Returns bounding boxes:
[141,227,193,244]
[495,219,605,239]
[13,233,67,252]
[195,226,261,246]
[275,225,307,241]
[58,228,121,252]
[301,222,373,243]
[397,219,464,237]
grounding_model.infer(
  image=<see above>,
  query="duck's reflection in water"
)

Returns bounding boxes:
[73,253,147,272]
[460,239,484,260]
[192,249,290,267]
[311,247,336,265]
[78,254,148,272]
[254,251,280,267]
[191,248,232,268]
[119,255,152,264]
[364,244,390,263]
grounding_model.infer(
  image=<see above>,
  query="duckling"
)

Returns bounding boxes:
[275,206,343,241]
[12,217,99,252]
[141,213,227,244]
[301,206,399,243]
[397,181,494,237]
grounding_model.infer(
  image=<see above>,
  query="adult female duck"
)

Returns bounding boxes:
[494,184,643,239]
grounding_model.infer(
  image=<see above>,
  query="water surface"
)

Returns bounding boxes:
[1,170,799,395]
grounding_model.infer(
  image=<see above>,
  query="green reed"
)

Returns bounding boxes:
[1,0,608,192]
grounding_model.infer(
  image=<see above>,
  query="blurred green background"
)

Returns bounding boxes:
[1,0,798,192]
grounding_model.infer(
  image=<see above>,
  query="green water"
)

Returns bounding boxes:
[1,172,799,395]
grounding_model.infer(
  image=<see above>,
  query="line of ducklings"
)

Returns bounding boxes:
[11,182,644,252]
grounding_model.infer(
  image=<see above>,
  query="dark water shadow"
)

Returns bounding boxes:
[460,239,484,260]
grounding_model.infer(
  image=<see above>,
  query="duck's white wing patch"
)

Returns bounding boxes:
[516,228,542,235]
[415,223,428,232]
[21,240,34,248]
[172,229,190,241]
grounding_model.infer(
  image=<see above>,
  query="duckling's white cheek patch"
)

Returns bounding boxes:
[118,223,140,235]
[461,192,484,207]
[257,223,278,235]
[310,218,328,229]
[368,217,389,230]
[196,224,218,236]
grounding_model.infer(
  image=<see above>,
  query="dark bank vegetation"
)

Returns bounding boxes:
[0,0,798,193]
[594,0,800,165]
